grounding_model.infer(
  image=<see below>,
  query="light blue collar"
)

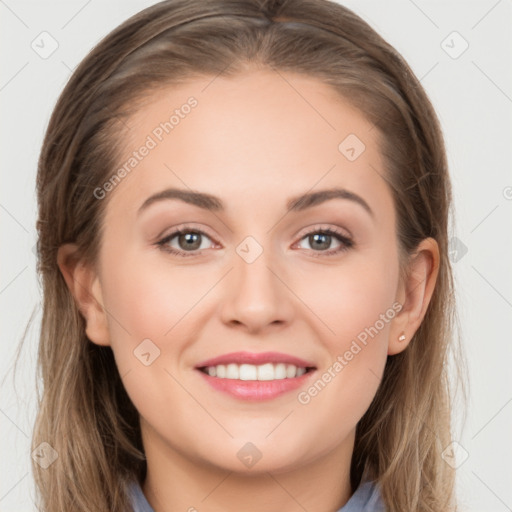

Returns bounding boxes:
[128,475,385,511]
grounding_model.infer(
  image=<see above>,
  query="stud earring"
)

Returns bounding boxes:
[398,332,406,342]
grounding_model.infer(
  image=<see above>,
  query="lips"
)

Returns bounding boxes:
[195,351,316,369]
[194,351,317,401]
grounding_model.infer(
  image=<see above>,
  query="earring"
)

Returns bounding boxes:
[398,332,406,342]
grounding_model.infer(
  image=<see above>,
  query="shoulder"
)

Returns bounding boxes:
[127,479,155,512]
[337,477,385,512]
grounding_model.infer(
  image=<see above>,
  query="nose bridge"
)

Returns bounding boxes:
[220,233,293,331]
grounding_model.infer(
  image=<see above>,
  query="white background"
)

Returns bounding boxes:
[1,1,511,511]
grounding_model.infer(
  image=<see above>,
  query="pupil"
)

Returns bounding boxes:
[180,232,201,250]
[311,233,330,250]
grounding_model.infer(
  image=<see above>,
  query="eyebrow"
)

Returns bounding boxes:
[137,187,374,218]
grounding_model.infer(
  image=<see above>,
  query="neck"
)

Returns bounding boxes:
[141,424,355,512]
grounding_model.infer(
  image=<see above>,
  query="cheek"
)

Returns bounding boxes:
[293,250,398,408]
[294,251,399,344]
[98,255,202,423]
[294,286,395,446]
[101,252,207,340]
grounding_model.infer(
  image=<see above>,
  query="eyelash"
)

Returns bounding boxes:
[155,224,354,258]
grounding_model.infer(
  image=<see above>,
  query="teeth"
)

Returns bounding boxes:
[257,363,274,381]
[240,364,257,380]
[274,363,286,379]
[202,363,309,380]
[226,363,239,379]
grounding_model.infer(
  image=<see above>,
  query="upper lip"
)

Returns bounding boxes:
[195,351,316,369]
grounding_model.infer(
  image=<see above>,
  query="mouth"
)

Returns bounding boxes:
[194,351,317,401]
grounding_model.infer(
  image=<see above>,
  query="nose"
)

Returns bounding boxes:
[219,244,295,334]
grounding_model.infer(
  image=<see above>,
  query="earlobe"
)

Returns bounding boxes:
[388,237,440,356]
[56,243,111,346]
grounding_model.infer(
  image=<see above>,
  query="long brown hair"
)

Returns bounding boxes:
[28,0,467,510]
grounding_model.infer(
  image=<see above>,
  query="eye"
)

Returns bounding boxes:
[156,227,215,257]
[155,225,354,258]
[295,227,353,257]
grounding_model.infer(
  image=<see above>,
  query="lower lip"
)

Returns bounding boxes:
[196,369,316,401]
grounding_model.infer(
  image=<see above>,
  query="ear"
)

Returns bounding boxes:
[388,237,440,356]
[57,243,111,346]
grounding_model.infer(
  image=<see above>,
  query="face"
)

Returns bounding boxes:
[85,70,405,474]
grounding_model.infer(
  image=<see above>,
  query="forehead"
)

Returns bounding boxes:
[104,70,392,220]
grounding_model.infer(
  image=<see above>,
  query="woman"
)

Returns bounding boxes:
[31,0,466,510]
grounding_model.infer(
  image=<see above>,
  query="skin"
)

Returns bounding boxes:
[58,69,439,512]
